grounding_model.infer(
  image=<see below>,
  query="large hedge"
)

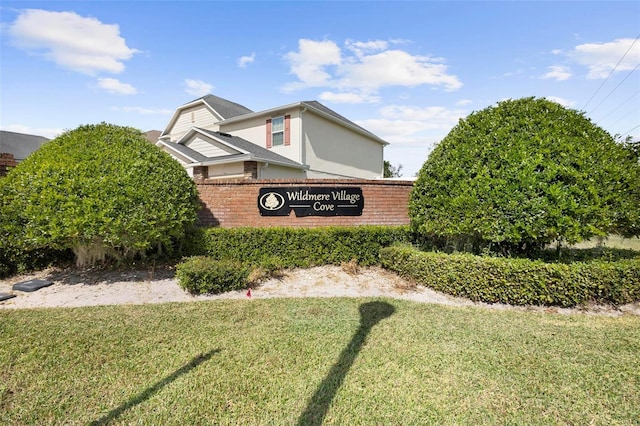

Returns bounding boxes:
[0,123,200,266]
[410,97,640,255]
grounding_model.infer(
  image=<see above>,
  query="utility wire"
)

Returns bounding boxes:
[582,34,640,110]
[620,123,640,137]
[595,90,640,124]
[588,62,640,115]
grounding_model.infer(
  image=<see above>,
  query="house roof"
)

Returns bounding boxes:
[160,94,253,138]
[220,100,389,146]
[159,128,307,170]
[0,130,49,161]
[144,130,162,143]
[199,94,253,119]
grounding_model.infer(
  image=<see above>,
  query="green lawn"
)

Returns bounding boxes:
[1,298,638,425]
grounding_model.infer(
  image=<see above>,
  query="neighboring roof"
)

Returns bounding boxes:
[144,130,161,143]
[159,128,307,170]
[0,130,49,161]
[160,94,253,138]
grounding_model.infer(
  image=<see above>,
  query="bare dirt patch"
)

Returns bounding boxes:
[1,264,638,316]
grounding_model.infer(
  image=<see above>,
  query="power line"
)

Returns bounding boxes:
[621,123,640,137]
[582,34,640,110]
[588,62,640,115]
[595,90,640,124]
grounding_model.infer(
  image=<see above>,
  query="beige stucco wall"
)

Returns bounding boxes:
[302,111,384,179]
[219,110,302,164]
[258,163,306,179]
[206,162,245,179]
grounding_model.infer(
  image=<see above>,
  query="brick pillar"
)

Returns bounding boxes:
[193,166,208,180]
[243,161,258,179]
[0,153,17,177]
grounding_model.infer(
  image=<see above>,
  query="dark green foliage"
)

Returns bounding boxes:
[380,245,640,307]
[0,123,200,266]
[410,97,640,256]
[176,256,251,294]
[200,225,411,267]
[0,247,73,279]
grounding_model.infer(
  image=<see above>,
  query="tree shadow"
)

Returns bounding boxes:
[90,348,221,425]
[297,301,395,426]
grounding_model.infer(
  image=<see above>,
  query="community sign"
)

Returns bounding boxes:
[258,187,364,217]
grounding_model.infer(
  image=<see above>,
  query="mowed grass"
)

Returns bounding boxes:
[1,298,639,425]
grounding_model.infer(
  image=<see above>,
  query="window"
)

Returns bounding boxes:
[271,116,284,146]
[266,115,290,149]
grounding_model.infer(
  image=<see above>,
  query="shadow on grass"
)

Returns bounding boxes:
[90,348,221,425]
[297,301,395,426]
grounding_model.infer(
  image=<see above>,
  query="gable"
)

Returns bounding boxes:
[184,135,241,158]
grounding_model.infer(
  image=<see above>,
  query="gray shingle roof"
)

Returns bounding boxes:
[301,101,380,139]
[162,141,208,162]
[0,130,49,161]
[198,94,253,119]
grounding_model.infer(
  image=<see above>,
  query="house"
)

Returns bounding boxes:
[157,95,388,180]
[0,130,49,176]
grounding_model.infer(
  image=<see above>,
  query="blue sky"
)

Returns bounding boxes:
[1,1,639,177]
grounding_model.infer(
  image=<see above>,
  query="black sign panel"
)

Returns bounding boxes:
[258,187,364,216]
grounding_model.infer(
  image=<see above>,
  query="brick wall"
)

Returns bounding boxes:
[196,179,414,227]
[0,153,18,177]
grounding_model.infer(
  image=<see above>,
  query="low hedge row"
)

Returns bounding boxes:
[380,245,640,307]
[175,225,410,294]
[197,225,411,268]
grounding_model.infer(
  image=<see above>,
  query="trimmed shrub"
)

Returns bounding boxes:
[201,225,411,268]
[410,97,640,256]
[176,256,252,295]
[380,245,640,307]
[0,123,200,267]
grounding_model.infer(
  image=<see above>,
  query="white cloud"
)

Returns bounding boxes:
[8,9,138,75]
[570,38,640,79]
[96,77,137,95]
[238,52,255,68]
[285,39,342,88]
[283,38,462,97]
[379,105,466,129]
[456,99,472,106]
[318,91,380,104]
[1,124,63,139]
[355,104,468,146]
[546,96,576,108]
[541,65,572,81]
[340,50,462,91]
[112,106,173,115]
[345,39,388,56]
[184,79,213,96]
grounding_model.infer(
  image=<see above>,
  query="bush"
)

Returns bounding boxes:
[200,225,411,267]
[0,123,200,267]
[176,256,252,295]
[410,97,640,256]
[380,245,640,307]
